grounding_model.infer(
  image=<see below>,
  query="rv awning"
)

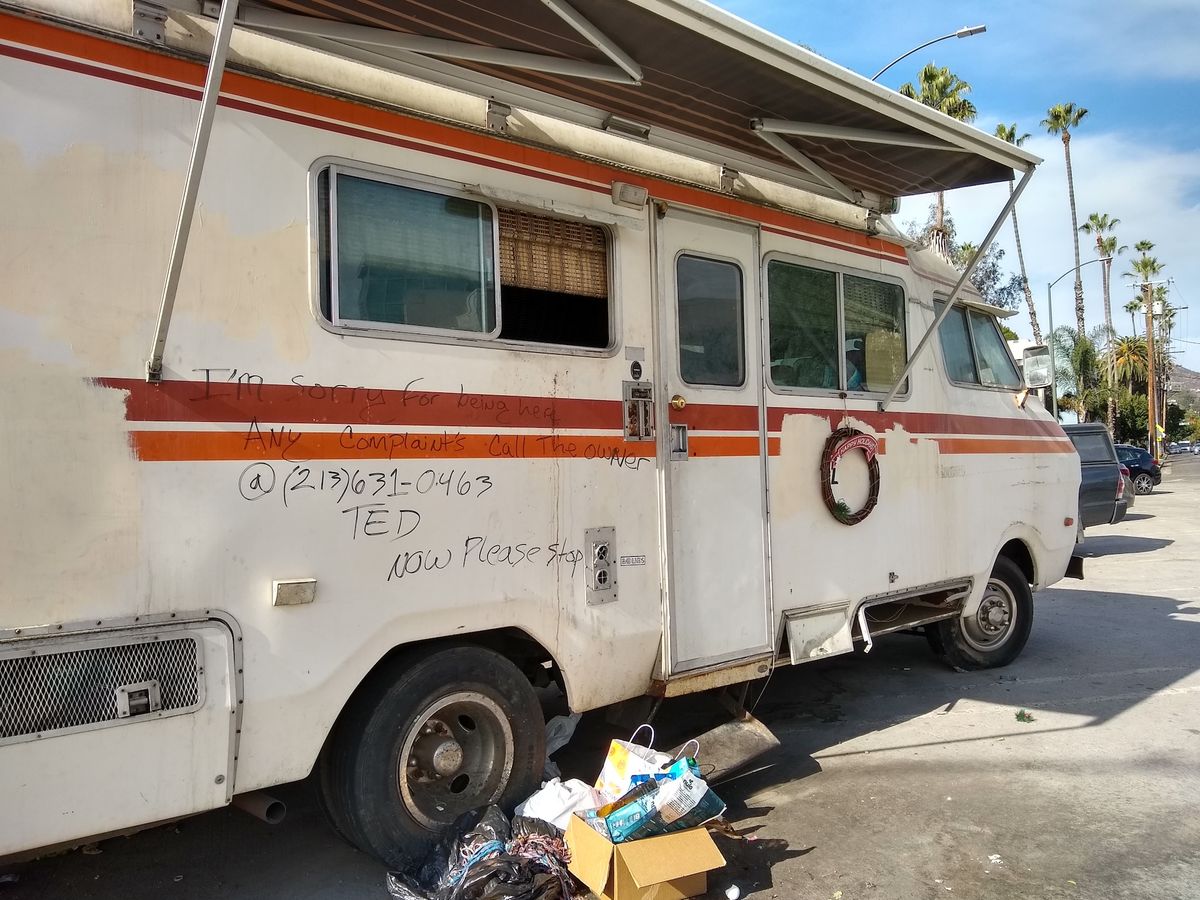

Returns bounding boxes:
[219,0,1039,206]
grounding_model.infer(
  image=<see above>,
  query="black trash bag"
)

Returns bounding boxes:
[510,817,560,841]
[387,806,564,900]
[450,856,563,900]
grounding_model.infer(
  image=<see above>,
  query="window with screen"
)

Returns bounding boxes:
[767,261,907,394]
[676,255,745,387]
[317,166,611,350]
[935,300,1021,388]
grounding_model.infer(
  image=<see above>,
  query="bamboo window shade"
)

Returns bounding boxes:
[498,209,608,299]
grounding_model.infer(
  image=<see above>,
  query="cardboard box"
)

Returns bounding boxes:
[566,813,726,900]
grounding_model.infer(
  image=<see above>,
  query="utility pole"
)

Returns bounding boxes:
[1145,281,1157,457]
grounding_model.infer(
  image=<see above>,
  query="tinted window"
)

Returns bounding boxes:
[767,261,838,389]
[1071,433,1114,463]
[936,302,978,384]
[969,310,1021,387]
[333,174,496,333]
[676,255,745,386]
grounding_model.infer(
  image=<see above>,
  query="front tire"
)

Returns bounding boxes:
[928,557,1033,670]
[318,645,545,868]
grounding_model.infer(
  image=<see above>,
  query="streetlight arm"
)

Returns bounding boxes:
[871,25,986,81]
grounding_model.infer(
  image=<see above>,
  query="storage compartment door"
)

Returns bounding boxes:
[0,620,238,855]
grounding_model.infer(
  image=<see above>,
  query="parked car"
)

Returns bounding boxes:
[1114,444,1163,495]
[1064,424,1127,533]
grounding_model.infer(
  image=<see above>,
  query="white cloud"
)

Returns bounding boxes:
[899,129,1200,370]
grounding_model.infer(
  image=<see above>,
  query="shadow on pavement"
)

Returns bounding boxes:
[1121,512,1155,522]
[1077,535,1173,556]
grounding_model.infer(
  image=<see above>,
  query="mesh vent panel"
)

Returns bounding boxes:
[0,638,200,739]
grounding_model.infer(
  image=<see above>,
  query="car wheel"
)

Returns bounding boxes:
[1133,473,1154,495]
[318,645,545,868]
[928,556,1034,671]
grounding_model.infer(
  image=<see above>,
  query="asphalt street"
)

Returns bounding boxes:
[5,456,1200,900]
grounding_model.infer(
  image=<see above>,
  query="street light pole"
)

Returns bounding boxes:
[1046,256,1110,421]
[871,25,987,81]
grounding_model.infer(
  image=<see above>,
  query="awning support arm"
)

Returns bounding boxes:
[146,0,239,382]
[236,6,640,84]
[877,165,1034,412]
[539,0,643,82]
[752,118,965,153]
[750,122,862,206]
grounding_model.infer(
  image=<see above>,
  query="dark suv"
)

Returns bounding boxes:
[1063,424,1127,534]
[1114,444,1162,495]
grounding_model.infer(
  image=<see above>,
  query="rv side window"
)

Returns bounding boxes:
[843,275,906,393]
[327,171,498,335]
[935,301,1021,388]
[317,167,611,349]
[767,260,907,394]
[676,255,745,387]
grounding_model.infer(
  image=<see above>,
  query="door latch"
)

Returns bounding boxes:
[670,424,689,461]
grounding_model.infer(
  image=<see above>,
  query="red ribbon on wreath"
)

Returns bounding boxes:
[820,426,880,525]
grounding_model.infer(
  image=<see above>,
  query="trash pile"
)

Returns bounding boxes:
[388,725,727,900]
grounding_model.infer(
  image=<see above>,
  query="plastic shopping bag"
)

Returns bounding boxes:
[515,778,603,831]
[593,725,673,802]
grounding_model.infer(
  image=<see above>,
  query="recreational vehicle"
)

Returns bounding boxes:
[0,0,1076,865]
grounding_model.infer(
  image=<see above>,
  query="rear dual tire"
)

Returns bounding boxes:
[928,556,1033,670]
[318,645,545,869]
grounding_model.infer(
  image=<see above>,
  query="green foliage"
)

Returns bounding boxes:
[1000,324,1019,341]
[1051,325,1111,422]
[1165,403,1188,442]
[900,65,977,123]
[1042,102,1089,137]
[1115,392,1148,444]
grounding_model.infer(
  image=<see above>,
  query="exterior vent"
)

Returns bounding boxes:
[0,636,202,745]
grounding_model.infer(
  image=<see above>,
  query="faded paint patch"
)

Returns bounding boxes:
[0,141,310,366]
[0,350,142,624]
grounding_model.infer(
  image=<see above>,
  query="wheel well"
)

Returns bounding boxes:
[315,629,565,771]
[998,539,1035,585]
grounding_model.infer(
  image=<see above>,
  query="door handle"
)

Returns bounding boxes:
[670,424,689,460]
[670,394,687,410]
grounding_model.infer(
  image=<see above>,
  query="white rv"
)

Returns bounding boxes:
[0,0,1078,866]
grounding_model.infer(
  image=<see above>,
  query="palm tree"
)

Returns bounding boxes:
[1078,213,1123,334]
[1124,298,1143,335]
[1042,103,1089,335]
[1050,325,1109,423]
[1078,214,1126,432]
[995,123,1041,343]
[901,65,977,258]
[1127,243,1164,453]
[1108,335,1148,391]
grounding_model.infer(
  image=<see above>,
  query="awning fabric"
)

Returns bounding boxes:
[241,0,1039,202]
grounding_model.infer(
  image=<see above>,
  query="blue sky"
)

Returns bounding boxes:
[718,0,1200,372]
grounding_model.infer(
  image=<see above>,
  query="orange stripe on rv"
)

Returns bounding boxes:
[129,431,656,463]
[0,12,907,265]
[930,438,1076,455]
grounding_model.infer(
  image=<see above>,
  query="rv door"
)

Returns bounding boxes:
[656,208,771,674]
